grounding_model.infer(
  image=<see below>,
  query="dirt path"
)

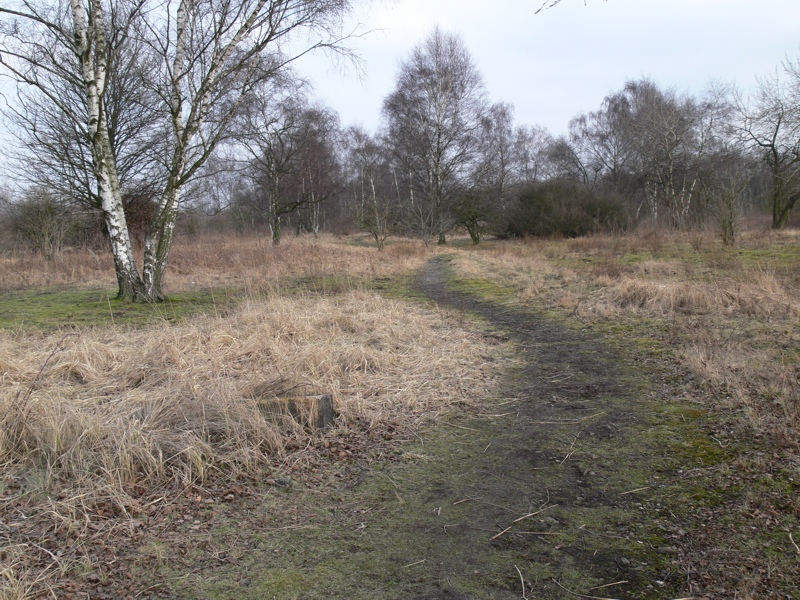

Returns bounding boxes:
[163,256,695,599]
[382,256,686,599]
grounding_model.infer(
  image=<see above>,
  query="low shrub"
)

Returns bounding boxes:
[500,180,629,238]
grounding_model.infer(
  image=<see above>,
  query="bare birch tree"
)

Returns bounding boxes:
[736,57,800,229]
[345,125,397,249]
[235,85,341,244]
[1,0,357,300]
[514,124,553,184]
[625,80,707,228]
[382,27,487,244]
[2,23,163,217]
[457,102,520,243]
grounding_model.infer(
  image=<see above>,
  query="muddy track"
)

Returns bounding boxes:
[385,256,683,599]
[162,256,689,599]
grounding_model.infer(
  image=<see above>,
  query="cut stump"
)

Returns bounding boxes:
[256,394,336,430]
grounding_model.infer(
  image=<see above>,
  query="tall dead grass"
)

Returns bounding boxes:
[592,265,799,319]
[1,233,484,597]
[452,232,800,443]
[1,290,501,505]
[0,232,429,293]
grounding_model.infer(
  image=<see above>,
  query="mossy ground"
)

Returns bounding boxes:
[0,288,236,330]
[131,256,749,599]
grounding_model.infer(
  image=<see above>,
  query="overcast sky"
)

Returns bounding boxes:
[293,0,800,136]
[2,0,799,186]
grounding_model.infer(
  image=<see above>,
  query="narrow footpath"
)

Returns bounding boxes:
[169,256,695,599]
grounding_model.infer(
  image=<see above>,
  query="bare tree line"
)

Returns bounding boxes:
[2,14,800,300]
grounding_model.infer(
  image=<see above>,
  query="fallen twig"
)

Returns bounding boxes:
[514,565,528,600]
[491,504,558,540]
[402,559,426,568]
[531,411,606,425]
[553,578,694,600]
[512,504,558,524]
[490,526,513,540]
[619,486,650,496]
[441,421,479,432]
[789,531,800,554]
[710,436,729,448]
[552,578,621,600]
[560,431,583,464]
[587,581,629,591]
[495,399,520,407]
[453,496,477,505]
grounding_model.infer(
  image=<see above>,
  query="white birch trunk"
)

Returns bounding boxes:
[71,0,143,300]
[143,184,182,301]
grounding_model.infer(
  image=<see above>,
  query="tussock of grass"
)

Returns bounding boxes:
[451,232,800,443]
[596,268,799,318]
[1,290,501,505]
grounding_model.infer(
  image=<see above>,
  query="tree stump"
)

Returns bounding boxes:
[256,394,336,430]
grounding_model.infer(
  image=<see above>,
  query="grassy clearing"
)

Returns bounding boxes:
[0,233,506,598]
[0,232,429,296]
[0,232,430,331]
[3,228,800,597]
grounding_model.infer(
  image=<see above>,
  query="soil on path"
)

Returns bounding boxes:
[143,257,697,599]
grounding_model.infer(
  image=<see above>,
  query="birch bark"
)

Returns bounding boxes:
[71,0,144,300]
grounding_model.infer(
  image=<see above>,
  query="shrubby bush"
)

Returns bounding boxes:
[6,188,79,256]
[500,181,629,238]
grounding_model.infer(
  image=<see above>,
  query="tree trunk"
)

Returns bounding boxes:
[72,0,144,301]
[466,221,481,244]
[142,186,181,302]
[95,131,144,300]
[772,188,799,229]
[272,216,282,245]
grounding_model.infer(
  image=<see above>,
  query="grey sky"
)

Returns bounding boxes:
[2,0,798,186]
[294,0,800,135]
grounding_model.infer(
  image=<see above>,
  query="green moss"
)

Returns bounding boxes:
[0,288,235,331]
[371,274,431,303]
[437,255,517,302]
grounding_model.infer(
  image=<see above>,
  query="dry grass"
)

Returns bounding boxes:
[2,228,798,596]
[451,231,800,444]
[1,290,501,496]
[0,233,505,597]
[594,266,799,318]
[0,232,429,294]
